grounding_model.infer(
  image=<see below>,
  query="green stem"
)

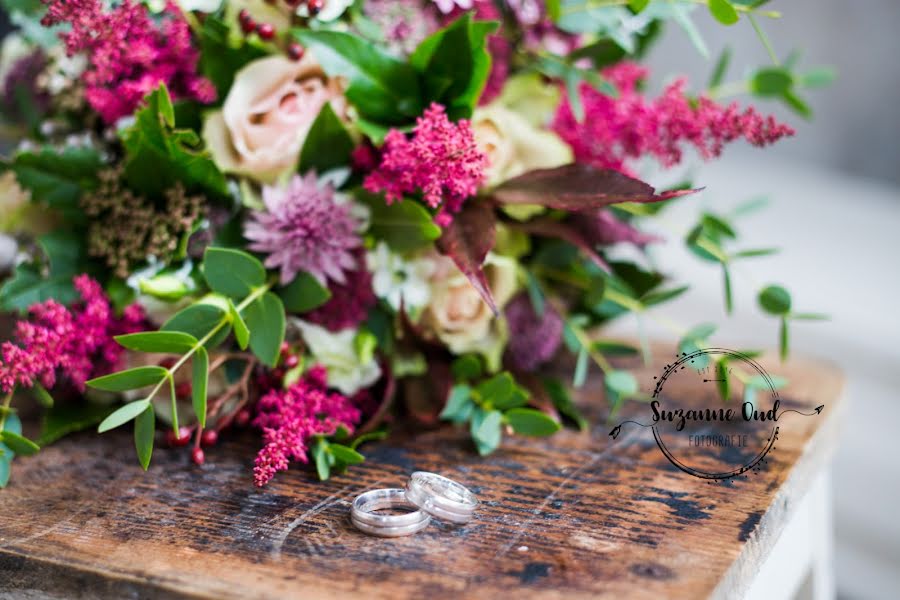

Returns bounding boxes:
[561,0,781,18]
[0,392,12,432]
[748,14,780,65]
[569,325,612,373]
[140,283,274,433]
[604,288,644,313]
[707,79,750,100]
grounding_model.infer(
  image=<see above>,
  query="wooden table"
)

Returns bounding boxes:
[0,350,843,599]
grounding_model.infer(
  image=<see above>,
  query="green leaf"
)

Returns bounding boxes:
[732,248,779,259]
[329,443,365,465]
[87,366,167,392]
[451,355,483,381]
[409,14,497,118]
[0,456,10,488]
[134,405,155,471]
[138,273,192,300]
[476,373,514,405]
[203,247,266,299]
[441,385,474,423]
[115,331,198,354]
[228,299,250,350]
[291,29,422,124]
[0,431,40,456]
[547,0,562,20]
[192,346,209,428]
[573,347,589,388]
[121,84,228,200]
[313,438,331,480]
[798,67,836,89]
[162,302,231,348]
[277,272,331,313]
[591,340,640,357]
[0,231,88,312]
[38,402,114,446]
[31,383,54,408]
[354,189,441,252]
[299,103,355,173]
[641,285,689,307]
[243,292,286,367]
[505,408,561,437]
[709,46,732,88]
[723,265,734,314]
[605,370,638,397]
[758,284,792,315]
[542,377,588,431]
[792,312,829,321]
[628,0,650,13]
[471,409,503,456]
[708,0,739,25]
[9,145,102,222]
[751,67,793,97]
[98,400,152,433]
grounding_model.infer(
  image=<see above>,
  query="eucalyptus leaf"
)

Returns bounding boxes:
[98,399,152,433]
[203,247,266,299]
[471,409,503,456]
[0,431,40,456]
[115,331,198,354]
[277,272,331,313]
[134,405,155,471]
[758,285,792,315]
[329,443,365,465]
[229,299,250,350]
[162,302,231,348]
[441,385,474,423]
[504,408,561,437]
[243,292,286,367]
[299,103,355,173]
[87,366,168,392]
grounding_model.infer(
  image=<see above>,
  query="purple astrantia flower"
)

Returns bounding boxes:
[244,173,361,286]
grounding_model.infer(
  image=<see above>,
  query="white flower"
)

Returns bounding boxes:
[295,320,381,395]
[432,0,473,15]
[366,242,435,312]
[176,0,222,13]
[297,0,353,22]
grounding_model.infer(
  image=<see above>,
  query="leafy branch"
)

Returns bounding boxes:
[86,247,297,470]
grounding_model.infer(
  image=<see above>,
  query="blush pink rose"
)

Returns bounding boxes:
[203,54,344,182]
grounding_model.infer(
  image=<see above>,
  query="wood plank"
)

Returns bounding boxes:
[0,349,843,599]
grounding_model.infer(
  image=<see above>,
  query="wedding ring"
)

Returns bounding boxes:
[404,471,479,524]
[350,488,431,537]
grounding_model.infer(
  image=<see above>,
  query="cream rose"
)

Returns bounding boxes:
[472,102,573,187]
[203,54,344,182]
[420,253,519,371]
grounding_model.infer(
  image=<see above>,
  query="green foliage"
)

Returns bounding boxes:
[410,14,497,119]
[192,347,209,428]
[0,414,24,488]
[121,85,228,200]
[299,103,355,173]
[277,272,331,313]
[440,370,561,455]
[203,247,266,299]
[6,145,102,222]
[708,0,739,25]
[291,29,423,124]
[311,437,367,481]
[243,292,286,367]
[354,189,441,252]
[0,430,40,455]
[115,332,198,354]
[0,231,91,312]
[134,406,155,471]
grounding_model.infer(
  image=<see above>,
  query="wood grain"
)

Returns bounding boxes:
[0,349,843,599]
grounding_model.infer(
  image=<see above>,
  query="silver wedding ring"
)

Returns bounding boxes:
[350,488,431,537]
[350,472,479,536]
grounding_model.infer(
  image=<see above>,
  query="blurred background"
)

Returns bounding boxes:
[621,2,900,598]
[1,1,898,598]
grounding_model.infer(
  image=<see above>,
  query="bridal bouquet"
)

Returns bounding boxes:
[0,0,828,487]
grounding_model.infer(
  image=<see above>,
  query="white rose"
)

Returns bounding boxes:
[203,54,345,182]
[420,253,519,371]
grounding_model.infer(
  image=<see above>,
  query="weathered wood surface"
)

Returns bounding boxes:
[0,350,843,599]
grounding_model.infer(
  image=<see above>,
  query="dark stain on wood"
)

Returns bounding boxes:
[738,511,764,542]
[0,350,842,599]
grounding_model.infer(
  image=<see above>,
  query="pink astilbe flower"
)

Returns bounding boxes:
[504,293,563,372]
[244,173,362,286]
[304,251,376,332]
[0,275,145,393]
[41,0,215,123]
[253,366,362,487]
[364,103,487,226]
[552,62,795,172]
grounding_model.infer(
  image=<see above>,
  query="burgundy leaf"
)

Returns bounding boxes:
[355,360,396,437]
[436,200,498,314]
[492,163,700,211]
[511,218,611,272]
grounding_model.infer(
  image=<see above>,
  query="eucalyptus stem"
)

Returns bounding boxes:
[139,282,274,432]
[560,0,781,18]
[0,392,12,432]
[570,325,613,373]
